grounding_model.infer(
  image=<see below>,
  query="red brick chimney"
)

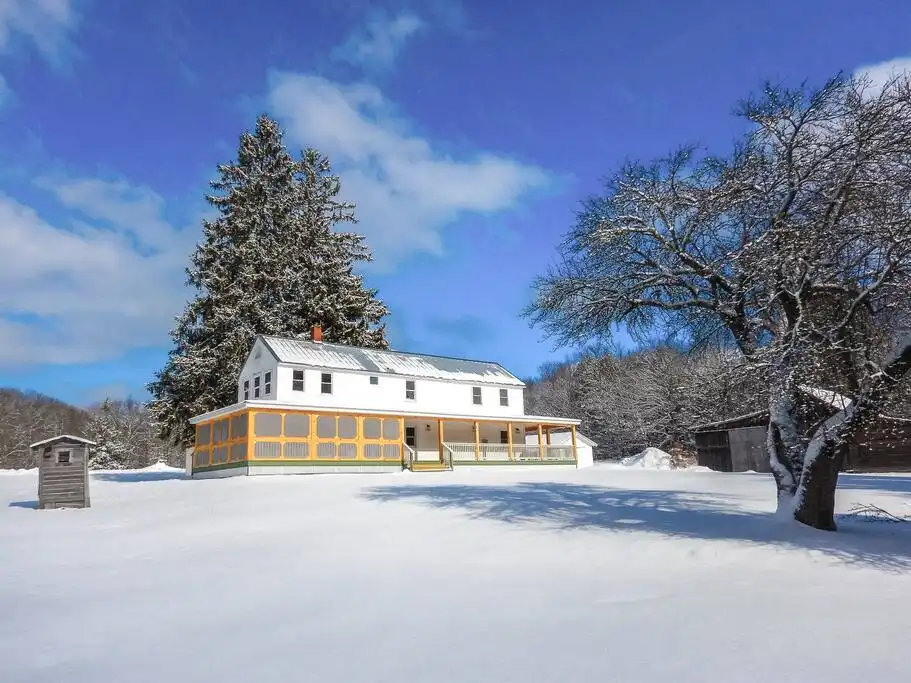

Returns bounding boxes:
[312,324,323,343]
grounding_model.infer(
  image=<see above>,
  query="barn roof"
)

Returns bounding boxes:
[259,335,525,387]
[29,434,96,449]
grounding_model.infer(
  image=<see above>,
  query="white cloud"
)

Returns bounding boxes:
[0,179,196,366]
[854,57,911,93]
[331,10,425,71]
[0,0,75,61]
[268,72,549,269]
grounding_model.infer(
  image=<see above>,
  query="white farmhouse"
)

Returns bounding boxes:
[188,326,592,477]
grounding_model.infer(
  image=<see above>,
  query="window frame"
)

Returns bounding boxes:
[499,388,509,406]
[264,371,272,396]
[292,369,305,392]
[57,450,71,464]
[405,379,416,401]
[320,372,333,395]
[369,375,379,385]
[405,426,417,448]
[472,386,482,405]
[253,374,261,399]
[243,378,250,401]
[500,430,508,444]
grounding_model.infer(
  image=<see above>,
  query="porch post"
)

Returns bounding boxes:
[537,424,544,460]
[545,427,551,445]
[438,419,445,463]
[473,421,481,461]
[399,416,406,466]
[506,422,514,461]
[570,424,578,465]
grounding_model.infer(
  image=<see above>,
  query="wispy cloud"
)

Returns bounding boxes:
[854,56,911,93]
[0,177,196,366]
[268,72,550,270]
[331,10,425,71]
[0,0,77,62]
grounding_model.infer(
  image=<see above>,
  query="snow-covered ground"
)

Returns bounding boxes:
[2,464,910,683]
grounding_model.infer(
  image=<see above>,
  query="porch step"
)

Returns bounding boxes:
[410,462,451,472]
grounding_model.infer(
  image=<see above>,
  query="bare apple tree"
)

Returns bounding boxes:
[526,74,911,530]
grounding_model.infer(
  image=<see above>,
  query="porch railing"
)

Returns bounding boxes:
[403,443,416,470]
[443,442,575,463]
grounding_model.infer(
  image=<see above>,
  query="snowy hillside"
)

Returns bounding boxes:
[2,466,911,682]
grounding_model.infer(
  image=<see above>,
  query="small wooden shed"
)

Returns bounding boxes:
[30,435,95,509]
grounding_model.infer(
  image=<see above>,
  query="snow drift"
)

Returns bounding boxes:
[620,447,674,470]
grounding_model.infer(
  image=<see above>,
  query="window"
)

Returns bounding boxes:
[264,371,272,396]
[57,450,71,464]
[405,426,416,448]
[243,379,250,401]
[321,373,333,394]
[472,386,482,405]
[292,369,304,392]
[500,389,509,407]
[369,375,379,385]
[500,430,508,444]
[253,374,261,399]
[405,380,416,401]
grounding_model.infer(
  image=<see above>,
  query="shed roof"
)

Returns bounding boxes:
[29,434,96,449]
[259,335,525,387]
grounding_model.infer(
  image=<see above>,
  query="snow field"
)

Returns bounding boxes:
[1,464,910,683]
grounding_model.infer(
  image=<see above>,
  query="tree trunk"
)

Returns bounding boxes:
[792,439,841,531]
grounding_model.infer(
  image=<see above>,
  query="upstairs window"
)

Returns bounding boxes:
[253,374,261,399]
[499,388,509,406]
[243,379,250,401]
[369,376,379,385]
[264,371,272,396]
[321,373,333,394]
[405,380,416,401]
[292,369,304,392]
[472,386,482,405]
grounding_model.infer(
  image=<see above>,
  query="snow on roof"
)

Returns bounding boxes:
[798,385,852,410]
[260,335,525,387]
[29,434,96,449]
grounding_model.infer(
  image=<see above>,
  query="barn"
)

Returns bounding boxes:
[693,409,911,473]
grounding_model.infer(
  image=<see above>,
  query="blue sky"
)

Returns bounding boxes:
[0,0,909,406]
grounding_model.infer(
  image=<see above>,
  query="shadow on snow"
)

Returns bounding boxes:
[839,474,911,495]
[91,469,188,483]
[363,481,911,572]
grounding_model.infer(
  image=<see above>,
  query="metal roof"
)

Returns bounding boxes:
[259,336,525,387]
[29,434,97,449]
[190,400,578,425]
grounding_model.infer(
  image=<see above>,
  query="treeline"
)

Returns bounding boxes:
[0,389,184,470]
[524,345,769,461]
[525,344,911,462]
[0,389,88,469]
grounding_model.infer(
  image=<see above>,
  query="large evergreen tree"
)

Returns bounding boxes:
[148,114,389,446]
